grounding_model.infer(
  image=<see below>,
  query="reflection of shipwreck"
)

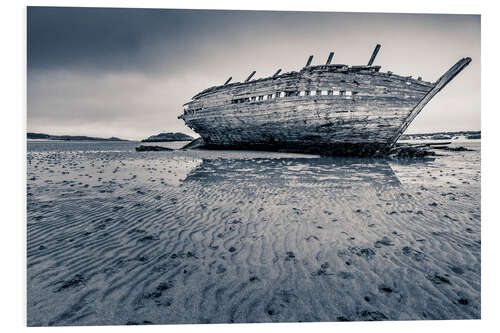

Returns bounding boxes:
[179,44,471,156]
[184,157,402,188]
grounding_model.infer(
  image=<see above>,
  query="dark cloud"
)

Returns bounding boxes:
[27,7,314,74]
[27,7,480,140]
[28,7,210,73]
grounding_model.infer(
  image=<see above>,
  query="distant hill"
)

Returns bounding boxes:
[27,132,128,141]
[401,130,480,141]
[142,132,194,142]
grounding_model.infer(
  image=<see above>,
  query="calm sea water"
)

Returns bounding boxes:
[27,140,188,152]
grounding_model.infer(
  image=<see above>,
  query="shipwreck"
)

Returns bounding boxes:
[179,44,471,156]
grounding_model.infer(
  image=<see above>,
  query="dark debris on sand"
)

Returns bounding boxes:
[135,145,174,152]
[386,144,437,158]
[387,142,473,158]
[432,146,475,152]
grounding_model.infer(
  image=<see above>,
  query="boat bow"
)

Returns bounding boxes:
[388,57,472,148]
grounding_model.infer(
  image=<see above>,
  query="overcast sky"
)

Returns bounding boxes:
[27,7,480,140]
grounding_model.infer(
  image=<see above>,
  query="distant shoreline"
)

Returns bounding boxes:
[27,132,129,142]
[141,132,194,143]
[401,130,480,140]
[27,138,138,143]
[27,130,480,143]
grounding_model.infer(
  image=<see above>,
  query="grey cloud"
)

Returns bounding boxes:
[27,8,480,139]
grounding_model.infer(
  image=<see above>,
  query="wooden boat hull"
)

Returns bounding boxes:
[180,58,471,156]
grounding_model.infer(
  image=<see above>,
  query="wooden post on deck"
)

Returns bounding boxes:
[244,71,256,82]
[325,52,334,65]
[224,77,232,85]
[272,69,282,78]
[305,55,314,67]
[367,44,381,66]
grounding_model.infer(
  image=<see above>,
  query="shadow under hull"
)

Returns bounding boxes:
[200,141,390,157]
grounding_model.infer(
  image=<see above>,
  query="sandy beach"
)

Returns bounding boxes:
[26,140,480,326]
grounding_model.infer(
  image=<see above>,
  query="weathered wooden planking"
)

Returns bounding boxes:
[181,57,470,156]
[192,67,433,101]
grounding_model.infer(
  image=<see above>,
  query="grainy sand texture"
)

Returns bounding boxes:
[27,140,480,326]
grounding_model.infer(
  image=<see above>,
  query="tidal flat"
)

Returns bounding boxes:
[27,140,480,326]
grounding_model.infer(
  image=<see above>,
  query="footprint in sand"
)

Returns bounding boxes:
[138,282,174,307]
[249,276,260,282]
[358,310,388,321]
[427,272,452,285]
[338,271,354,279]
[216,264,226,274]
[285,251,296,261]
[53,274,87,292]
[402,246,425,261]
[374,236,394,248]
[378,285,393,294]
[356,248,376,260]
[137,235,158,243]
[314,262,332,276]
[450,266,465,275]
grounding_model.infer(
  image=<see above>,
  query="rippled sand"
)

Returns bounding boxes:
[27,141,481,326]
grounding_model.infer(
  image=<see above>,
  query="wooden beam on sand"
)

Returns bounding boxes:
[325,52,335,65]
[224,77,232,85]
[244,71,256,82]
[272,69,282,78]
[367,44,381,66]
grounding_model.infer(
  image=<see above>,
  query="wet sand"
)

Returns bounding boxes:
[27,140,480,325]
